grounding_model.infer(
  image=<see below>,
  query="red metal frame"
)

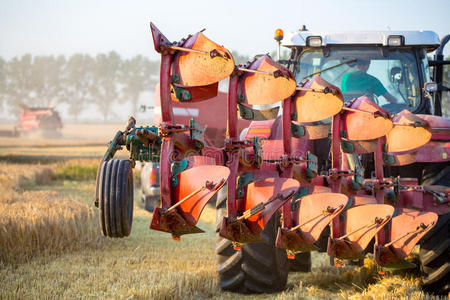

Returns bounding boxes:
[281,97,293,229]
[225,74,239,219]
[146,22,449,269]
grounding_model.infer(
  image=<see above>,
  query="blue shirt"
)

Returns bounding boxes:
[341,71,387,96]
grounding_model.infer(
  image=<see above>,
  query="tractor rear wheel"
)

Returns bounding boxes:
[215,185,289,293]
[419,212,450,295]
[99,159,134,238]
[289,252,311,272]
[419,164,450,295]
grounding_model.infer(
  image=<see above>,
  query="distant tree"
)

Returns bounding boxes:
[0,57,6,111]
[269,49,290,62]
[230,49,288,66]
[63,54,94,121]
[5,54,33,114]
[231,51,250,65]
[28,55,66,107]
[119,55,158,116]
[0,53,164,120]
[90,51,121,121]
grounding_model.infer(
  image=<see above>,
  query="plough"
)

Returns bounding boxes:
[95,23,450,294]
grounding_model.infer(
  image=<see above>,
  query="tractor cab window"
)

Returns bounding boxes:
[294,47,423,114]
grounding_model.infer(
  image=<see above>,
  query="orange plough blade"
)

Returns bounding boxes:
[374,209,438,270]
[219,178,299,244]
[294,120,331,140]
[241,55,296,105]
[308,185,332,194]
[170,82,218,102]
[276,193,348,252]
[341,138,378,154]
[150,165,229,238]
[173,32,235,87]
[352,195,377,206]
[327,204,394,260]
[387,110,431,153]
[294,76,343,122]
[342,96,392,141]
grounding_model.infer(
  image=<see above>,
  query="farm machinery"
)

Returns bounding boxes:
[13,104,63,137]
[139,85,250,211]
[95,23,450,294]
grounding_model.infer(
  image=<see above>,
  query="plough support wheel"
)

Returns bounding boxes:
[98,159,134,238]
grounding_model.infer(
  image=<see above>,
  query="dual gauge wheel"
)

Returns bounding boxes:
[96,160,449,295]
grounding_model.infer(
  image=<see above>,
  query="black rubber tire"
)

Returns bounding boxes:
[422,165,450,186]
[419,212,450,295]
[289,252,311,272]
[99,159,134,238]
[419,164,450,295]
[215,185,289,293]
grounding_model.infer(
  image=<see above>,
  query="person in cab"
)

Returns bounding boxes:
[341,59,398,104]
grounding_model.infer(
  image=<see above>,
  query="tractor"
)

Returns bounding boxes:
[94,23,450,295]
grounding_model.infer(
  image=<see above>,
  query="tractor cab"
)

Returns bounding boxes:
[280,30,444,115]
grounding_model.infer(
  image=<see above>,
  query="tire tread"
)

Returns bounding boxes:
[215,185,289,293]
[98,159,133,238]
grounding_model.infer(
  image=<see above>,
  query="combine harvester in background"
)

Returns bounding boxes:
[94,23,450,295]
[13,103,63,137]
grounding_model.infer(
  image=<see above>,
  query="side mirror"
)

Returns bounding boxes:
[423,82,438,93]
[139,105,154,113]
[423,81,438,98]
[390,67,402,83]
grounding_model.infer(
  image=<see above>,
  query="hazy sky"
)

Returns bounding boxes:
[1,0,450,60]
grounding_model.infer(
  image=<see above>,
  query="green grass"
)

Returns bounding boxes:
[54,160,99,181]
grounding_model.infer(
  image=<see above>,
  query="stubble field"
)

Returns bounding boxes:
[0,123,440,299]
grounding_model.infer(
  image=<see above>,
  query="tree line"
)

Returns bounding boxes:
[0,52,447,121]
[0,51,253,121]
[0,52,160,120]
